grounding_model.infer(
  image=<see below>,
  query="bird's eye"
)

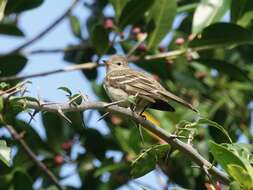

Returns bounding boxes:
[116,62,122,66]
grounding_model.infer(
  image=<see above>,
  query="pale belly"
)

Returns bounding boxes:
[103,82,150,113]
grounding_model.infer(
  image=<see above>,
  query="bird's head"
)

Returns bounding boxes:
[104,55,128,72]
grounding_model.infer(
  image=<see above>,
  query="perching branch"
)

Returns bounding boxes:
[0,62,98,82]
[3,95,230,185]
[4,124,64,190]
[8,0,80,54]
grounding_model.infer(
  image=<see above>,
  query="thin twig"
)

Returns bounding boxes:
[2,95,230,185]
[0,62,98,82]
[4,124,64,190]
[8,0,79,54]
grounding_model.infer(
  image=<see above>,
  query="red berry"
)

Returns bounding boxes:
[132,26,141,35]
[137,44,147,52]
[216,182,221,190]
[61,140,73,150]
[188,34,195,41]
[110,115,122,125]
[103,19,114,29]
[175,37,185,45]
[54,154,64,165]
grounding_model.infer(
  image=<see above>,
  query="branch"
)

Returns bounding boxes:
[0,62,98,82]
[3,96,230,185]
[8,0,79,54]
[4,124,64,190]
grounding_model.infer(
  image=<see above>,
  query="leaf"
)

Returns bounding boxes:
[0,97,3,112]
[195,59,250,81]
[13,170,33,190]
[198,118,232,143]
[5,0,44,14]
[109,0,128,20]
[0,54,27,76]
[131,144,170,178]
[0,23,24,36]
[227,164,253,189]
[147,0,177,49]
[209,141,247,173]
[90,24,109,55]
[0,0,7,21]
[58,86,72,96]
[189,23,253,49]
[192,0,230,34]
[0,140,11,166]
[119,0,154,29]
[69,14,82,39]
[231,0,253,27]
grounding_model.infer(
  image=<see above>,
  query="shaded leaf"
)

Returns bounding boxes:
[0,23,24,36]
[90,24,109,55]
[94,162,128,177]
[131,144,170,178]
[109,0,128,20]
[195,59,250,81]
[0,54,27,76]
[197,118,232,143]
[69,14,82,39]
[119,0,154,28]
[13,170,33,190]
[189,23,253,49]
[0,140,11,166]
[58,86,72,96]
[192,0,230,34]
[147,0,177,49]
[231,0,253,27]
[5,0,44,14]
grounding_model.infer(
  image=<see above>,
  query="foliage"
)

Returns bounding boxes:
[0,0,253,190]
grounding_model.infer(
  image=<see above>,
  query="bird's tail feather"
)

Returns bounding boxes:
[159,91,198,112]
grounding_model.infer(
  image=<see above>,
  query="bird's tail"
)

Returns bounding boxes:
[159,91,198,112]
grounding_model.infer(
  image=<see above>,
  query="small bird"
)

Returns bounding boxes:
[103,55,197,114]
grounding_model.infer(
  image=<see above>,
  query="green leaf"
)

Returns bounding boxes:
[70,93,83,105]
[58,86,72,96]
[189,23,253,49]
[0,23,24,36]
[231,0,253,27]
[0,54,27,76]
[13,170,33,190]
[109,0,128,20]
[131,144,170,178]
[227,164,253,189]
[119,0,154,29]
[198,118,232,143]
[195,59,250,81]
[5,0,44,14]
[42,112,65,150]
[90,24,109,55]
[0,0,7,21]
[0,140,11,166]
[192,0,230,34]
[147,0,177,49]
[0,97,3,112]
[69,14,82,39]
[209,141,247,173]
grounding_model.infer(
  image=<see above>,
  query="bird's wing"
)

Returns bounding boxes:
[107,69,197,112]
[107,69,165,103]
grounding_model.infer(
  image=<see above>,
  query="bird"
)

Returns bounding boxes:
[103,55,197,114]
